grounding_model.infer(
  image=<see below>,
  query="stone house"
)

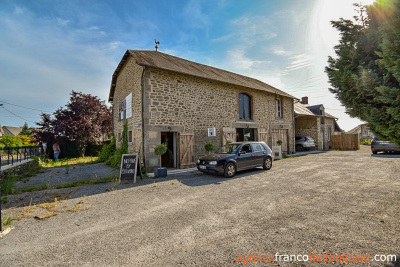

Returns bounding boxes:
[1,126,23,136]
[109,50,296,170]
[347,123,373,141]
[294,97,341,151]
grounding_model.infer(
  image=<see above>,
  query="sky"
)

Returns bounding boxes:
[0,0,376,131]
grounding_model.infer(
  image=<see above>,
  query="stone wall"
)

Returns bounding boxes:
[324,117,335,150]
[142,68,295,169]
[0,159,38,184]
[113,57,143,158]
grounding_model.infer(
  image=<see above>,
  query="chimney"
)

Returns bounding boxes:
[301,96,308,105]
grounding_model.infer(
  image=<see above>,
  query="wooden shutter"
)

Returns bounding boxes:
[222,127,236,145]
[179,133,195,169]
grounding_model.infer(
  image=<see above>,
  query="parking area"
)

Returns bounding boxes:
[1,146,399,266]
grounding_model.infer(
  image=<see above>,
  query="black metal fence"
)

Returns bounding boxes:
[0,146,44,167]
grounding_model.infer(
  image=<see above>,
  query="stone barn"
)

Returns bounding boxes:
[294,97,342,151]
[109,50,296,171]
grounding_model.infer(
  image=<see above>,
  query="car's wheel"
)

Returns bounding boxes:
[296,144,304,152]
[263,157,272,170]
[224,162,236,178]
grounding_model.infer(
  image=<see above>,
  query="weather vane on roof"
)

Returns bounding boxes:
[155,39,160,51]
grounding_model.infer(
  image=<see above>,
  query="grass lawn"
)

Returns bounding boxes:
[39,156,99,168]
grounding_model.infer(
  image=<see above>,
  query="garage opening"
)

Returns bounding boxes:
[236,128,255,142]
[161,132,176,168]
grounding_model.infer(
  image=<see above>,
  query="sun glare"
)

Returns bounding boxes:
[360,0,376,5]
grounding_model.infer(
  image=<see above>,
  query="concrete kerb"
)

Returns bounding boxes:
[148,167,198,178]
[1,159,34,172]
[287,150,325,158]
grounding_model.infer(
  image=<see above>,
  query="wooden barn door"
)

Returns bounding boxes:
[271,129,289,154]
[179,133,195,169]
[258,128,268,144]
[222,127,236,145]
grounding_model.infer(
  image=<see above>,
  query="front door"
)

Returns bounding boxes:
[236,128,255,142]
[161,132,174,168]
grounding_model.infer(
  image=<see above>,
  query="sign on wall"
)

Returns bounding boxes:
[126,93,132,119]
[208,127,216,137]
[119,154,142,183]
[118,93,132,121]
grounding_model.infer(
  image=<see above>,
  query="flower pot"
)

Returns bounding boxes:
[154,167,167,177]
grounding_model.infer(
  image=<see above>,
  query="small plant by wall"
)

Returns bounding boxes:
[154,143,168,168]
[204,142,215,154]
[277,140,283,146]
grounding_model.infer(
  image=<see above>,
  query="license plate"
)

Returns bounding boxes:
[199,165,206,170]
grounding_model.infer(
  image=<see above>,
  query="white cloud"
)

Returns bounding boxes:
[14,6,24,15]
[226,48,271,70]
[0,7,119,126]
[183,0,209,29]
[281,53,314,75]
[271,46,292,56]
[56,18,69,26]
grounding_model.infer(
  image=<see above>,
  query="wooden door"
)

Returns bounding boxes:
[258,128,268,144]
[179,132,195,169]
[271,129,289,154]
[222,127,236,145]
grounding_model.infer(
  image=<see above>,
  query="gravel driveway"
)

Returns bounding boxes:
[1,146,399,266]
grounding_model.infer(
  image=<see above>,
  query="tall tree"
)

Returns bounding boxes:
[326,0,400,144]
[33,91,112,157]
[19,122,31,136]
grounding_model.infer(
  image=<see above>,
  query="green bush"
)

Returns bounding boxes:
[99,136,116,162]
[105,120,128,168]
[361,139,371,145]
[204,142,215,153]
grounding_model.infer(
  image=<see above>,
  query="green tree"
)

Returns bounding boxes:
[19,122,31,136]
[326,0,400,144]
[0,136,23,147]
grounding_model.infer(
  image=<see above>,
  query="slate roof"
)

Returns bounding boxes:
[109,50,296,102]
[294,102,336,119]
[2,126,23,136]
[347,123,368,134]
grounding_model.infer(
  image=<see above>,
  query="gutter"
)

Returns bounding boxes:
[141,66,147,172]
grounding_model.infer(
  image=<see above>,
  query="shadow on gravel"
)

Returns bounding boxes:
[3,168,266,209]
[178,168,266,187]
[371,152,400,158]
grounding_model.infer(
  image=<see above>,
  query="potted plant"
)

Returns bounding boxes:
[204,141,215,155]
[272,140,283,160]
[154,143,168,177]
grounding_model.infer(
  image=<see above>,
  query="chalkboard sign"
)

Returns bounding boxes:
[119,154,142,183]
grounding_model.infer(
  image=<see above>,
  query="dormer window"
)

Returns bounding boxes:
[239,93,252,120]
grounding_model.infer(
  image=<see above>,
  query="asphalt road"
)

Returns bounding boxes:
[1,146,400,266]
